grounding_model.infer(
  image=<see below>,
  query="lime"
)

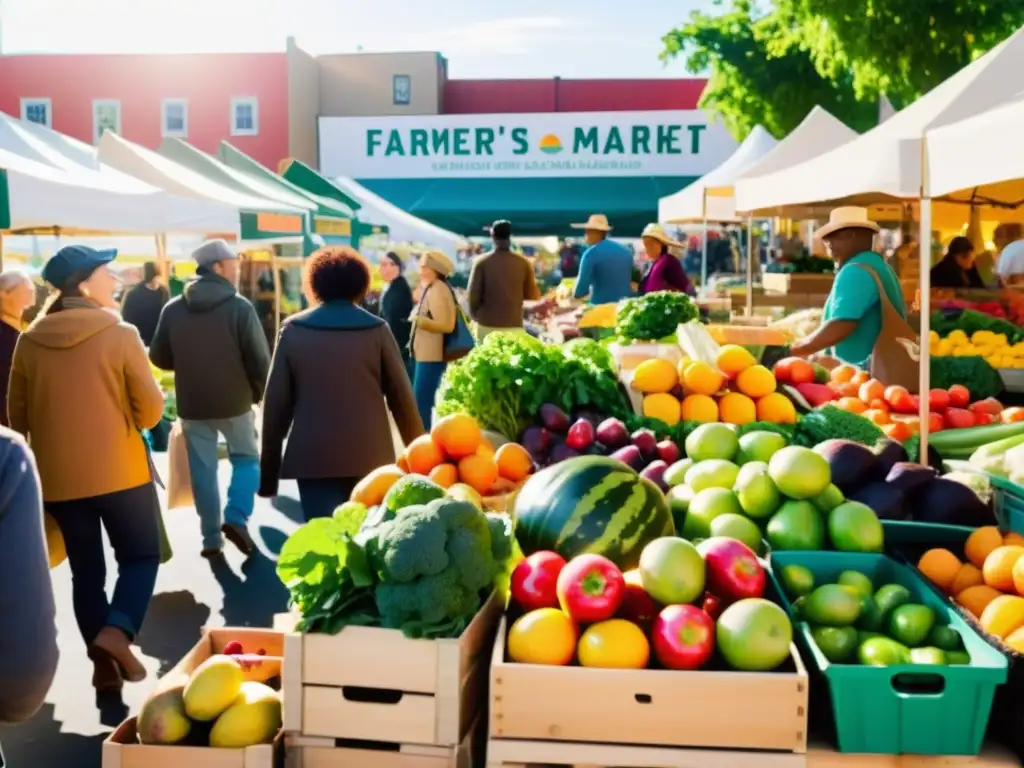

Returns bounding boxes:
[858,630,884,645]
[812,483,845,513]
[766,500,825,551]
[685,459,741,493]
[855,594,882,632]
[768,446,832,500]
[680,487,742,540]
[791,596,807,621]
[668,485,695,532]
[685,423,740,462]
[909,647,947,665]
[804,584,862,627]
[874,584,912,621]
[837,570,874,597]
[947,650,972,665]
[664,459,694,488]
[812,626,859,663]
[709,513,765,554]
[779,564,815,599]
[887,604,936,647]
[927,625,963,652]
[737,431,788,465]
[828,501,884,553]
[733,461,781,519]
[858,636,909,666]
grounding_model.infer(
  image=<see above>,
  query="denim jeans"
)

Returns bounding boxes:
[182,412,260,551]
[297,478,359,522]
[414,361,447,431]
[48,483,161,644]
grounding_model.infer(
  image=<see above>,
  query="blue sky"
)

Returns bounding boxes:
[0,0,711,78]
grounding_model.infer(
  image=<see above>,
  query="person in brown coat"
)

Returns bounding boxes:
[468,219,541,340]
[259,247,424,521]
[411,252,458,429]
[8,245,165,692]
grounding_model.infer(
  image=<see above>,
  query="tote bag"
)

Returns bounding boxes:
[855,264,921,393]
[416,282,475,362]
[166,421,194,510]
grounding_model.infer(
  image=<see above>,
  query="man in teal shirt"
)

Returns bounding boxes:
[571,214,634,304]
[790,207,906,368]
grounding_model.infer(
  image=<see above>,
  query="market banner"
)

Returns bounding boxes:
[318,110,738,180]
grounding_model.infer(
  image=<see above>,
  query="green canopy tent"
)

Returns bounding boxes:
[218,143,355,252]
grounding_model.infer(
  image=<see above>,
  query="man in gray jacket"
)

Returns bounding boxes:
[150,241,271,559]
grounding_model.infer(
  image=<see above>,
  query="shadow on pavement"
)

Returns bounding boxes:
[210,550,289,630]
[135,591,213,677]
[0,704,107,767]
[271,495,305,523]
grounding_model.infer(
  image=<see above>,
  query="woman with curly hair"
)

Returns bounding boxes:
[259,247,424,521]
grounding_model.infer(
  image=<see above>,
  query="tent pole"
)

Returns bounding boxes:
[745,218,754,316]
[918,196,933,464]
[700,191,709,290]
[0,231,4,272]
[271,247,282,339]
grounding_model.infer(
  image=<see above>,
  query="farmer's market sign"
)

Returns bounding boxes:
[318,111,737,179]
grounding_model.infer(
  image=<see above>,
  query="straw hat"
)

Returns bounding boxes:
[571,214,613,232]
[422,251,454,277]
[640,223,682,249]
[813,206,881,240]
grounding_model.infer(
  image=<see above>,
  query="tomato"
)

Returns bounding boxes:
[652,604,716,670]
[789,359,816,385]
[883,421,913,442]
[928,389,950,412]
[859,379,885,403]
[943,407,975,430]
[974,411,998,426]
[556,554,625,623]
[577,619,650,669]
[1002,407,1024,424]
[947,385,970,409]
[884,384,909,404]
[510,551,566,611]
[885,386,917,414]
[927,412,945,433]
[772,358,794,384]
[507,609,577,666]
[969,398,1004,416]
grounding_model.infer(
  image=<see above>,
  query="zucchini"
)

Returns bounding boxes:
[928,421,1024,452]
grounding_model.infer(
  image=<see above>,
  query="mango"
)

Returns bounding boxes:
[137,686,191,745]
[209,681,282,748]
[183,654,244,722]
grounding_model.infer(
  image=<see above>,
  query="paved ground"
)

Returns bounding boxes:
[2,454,301,767]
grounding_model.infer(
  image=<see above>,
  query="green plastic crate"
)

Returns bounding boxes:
[769,551,1006,755]
[881,520,975,547]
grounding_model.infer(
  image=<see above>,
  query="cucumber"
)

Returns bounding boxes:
[929,421,1024,453]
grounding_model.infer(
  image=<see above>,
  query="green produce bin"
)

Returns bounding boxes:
[769,551,1006,755]
[880,520,975,548]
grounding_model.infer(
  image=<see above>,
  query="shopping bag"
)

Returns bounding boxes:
[157,505,173,565]
[167,421,194,510]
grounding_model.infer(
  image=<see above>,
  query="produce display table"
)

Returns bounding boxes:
[806,742,1019,768]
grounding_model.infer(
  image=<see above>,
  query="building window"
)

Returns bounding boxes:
[393,75,411,105]
[162,98,188,137]
[21,98,52,128]
[93,99,122,144]
[231,97,259,136]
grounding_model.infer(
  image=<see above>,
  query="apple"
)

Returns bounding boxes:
[652,604,716,670]
[510,551,566,611]
[697,537,766,603]
[656,440,681,465]
[617,570,659,629]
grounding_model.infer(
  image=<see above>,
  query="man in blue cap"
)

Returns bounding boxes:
[149,240,270,559]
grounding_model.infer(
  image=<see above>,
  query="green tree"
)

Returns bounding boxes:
[662,0,878,140]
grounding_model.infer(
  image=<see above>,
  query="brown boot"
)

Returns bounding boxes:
[91,626,147,683]
[88,647,123,693]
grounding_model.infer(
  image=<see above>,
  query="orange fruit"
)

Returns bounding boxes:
[735,365,777,398]
[983,545,1024,591]
[396,454,410,473]
[718,392,756,425]
[788,359,816,385]
[833,382,860,398]
[495,443,533,483]
[883,421,912,441]
[681,394,719,422]
[1005,625,1024,653]
[430,413,481,460]
[917,548,962,593]
[1013,556,1024,596]
[458,453,500,496]
[980,594,1024,638]
[830,364,858,384]
[836,397,867,414]
[957,585,1003,618]
[902,417,921,435]
[755,392,797,424]
[405,434,446,475]
[350,464,405,507]
[868,398,889,413]
[965,526,1004,568]
[858,378,885,403]
[716,345,756,378]
[682,361,725,396]
[862,409,891,426]
[428,463,459,488]
[476,439,496,458]
[951,563,985,595]
[1004,532,1024,547]
[851,370,871,386]
[643,393,681,426]
[632,358,679,394]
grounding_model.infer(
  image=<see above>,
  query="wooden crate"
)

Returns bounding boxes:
[763,273,835,295]
[284,716,480,768]
[281,591,501,747]
[157,627,285,690]
[488,616,808,753]
[103,717,283,768]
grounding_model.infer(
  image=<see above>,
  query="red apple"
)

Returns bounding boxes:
[702,592,724,621]
[510,551,566,611]
[696,537,766,603]
[557,554,625,623]
[223,640,244,655]
[652,604,716,670]
[617,570,659,629]
[656,440,681,465]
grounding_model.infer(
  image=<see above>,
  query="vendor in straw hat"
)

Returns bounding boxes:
[570,214,634,304]
[638,224,694,295]
[789,206,907,369]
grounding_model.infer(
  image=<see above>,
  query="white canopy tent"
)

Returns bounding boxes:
[332,176,465,259]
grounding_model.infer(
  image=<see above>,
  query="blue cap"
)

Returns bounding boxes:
[42,245,117,288]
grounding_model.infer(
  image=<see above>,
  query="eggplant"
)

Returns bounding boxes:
[850,482,908,521]
[520,426,552,462]
[549,441,580,464]
[814,439,879,495]
[885,463,938,503]
[916,478,997,527]
[539,403,571,432]
[873,439,909,482]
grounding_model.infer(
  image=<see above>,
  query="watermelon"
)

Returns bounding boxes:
[512,456,674,570]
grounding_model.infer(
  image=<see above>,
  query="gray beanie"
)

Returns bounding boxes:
[192,239,237,269]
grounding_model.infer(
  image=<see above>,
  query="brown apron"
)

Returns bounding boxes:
[854,264,921,393]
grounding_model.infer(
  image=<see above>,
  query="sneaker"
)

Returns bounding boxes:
[222,522,254,557]
[91,626,147,683]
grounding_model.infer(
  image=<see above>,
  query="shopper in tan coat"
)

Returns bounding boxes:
[411,252,457,429]
[8,245,165,693]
